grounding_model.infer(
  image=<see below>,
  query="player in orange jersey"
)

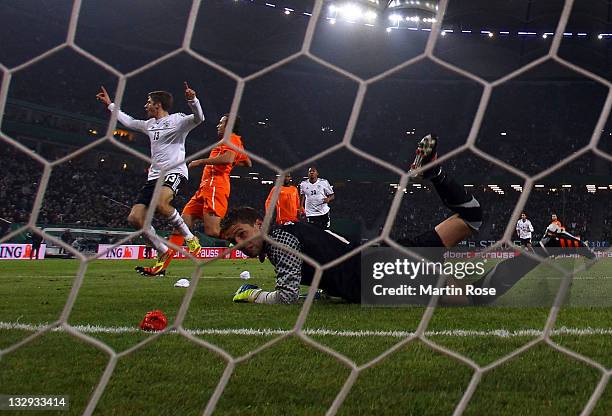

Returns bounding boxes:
[136,114,251,276]
[539,212,594,259]
[265,173,301,225]
[550,213,565,232]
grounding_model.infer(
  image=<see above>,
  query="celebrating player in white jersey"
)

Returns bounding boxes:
[299,167,334,229]
[515,212,534,250]
[96,83,204,271]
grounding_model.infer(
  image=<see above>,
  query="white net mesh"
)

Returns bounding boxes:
[0,0,610,414]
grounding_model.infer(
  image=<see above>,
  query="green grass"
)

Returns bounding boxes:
[0,258,610,415]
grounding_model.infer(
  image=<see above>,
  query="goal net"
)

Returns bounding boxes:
[0,0,610,414]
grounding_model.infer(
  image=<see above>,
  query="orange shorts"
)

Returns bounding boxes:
[182,186,229,219]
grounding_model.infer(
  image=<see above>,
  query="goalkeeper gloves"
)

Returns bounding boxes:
[233,284,262,303]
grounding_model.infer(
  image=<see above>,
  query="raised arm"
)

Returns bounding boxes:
[96,86,148,133]
[182,81,204,126]
[188,150,235,169]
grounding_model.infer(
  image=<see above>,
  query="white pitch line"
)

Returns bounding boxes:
[5,275,612,280]
[0,322,610,338]
[5,275,244,279]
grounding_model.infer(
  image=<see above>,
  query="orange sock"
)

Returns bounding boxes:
[169,233,185,250]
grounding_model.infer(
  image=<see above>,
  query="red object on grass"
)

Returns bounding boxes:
[139,310,168,332]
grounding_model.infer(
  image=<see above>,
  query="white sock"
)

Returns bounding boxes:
[168,209,195,240]
[254,290,279,304]
[148,226,168,254]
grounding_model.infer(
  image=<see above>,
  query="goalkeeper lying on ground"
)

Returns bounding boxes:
[220,134,595,305]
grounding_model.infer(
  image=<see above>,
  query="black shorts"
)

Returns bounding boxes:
[519,237,532,246]
[396,229,445,248]
[307,213,330,229]
[135,173,186,206]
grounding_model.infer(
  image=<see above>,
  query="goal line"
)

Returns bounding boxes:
[1,321,610,338]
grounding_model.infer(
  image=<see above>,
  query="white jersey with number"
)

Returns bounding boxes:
[299,178,334,217]
[516,219,534,239]
[108,98,204,181]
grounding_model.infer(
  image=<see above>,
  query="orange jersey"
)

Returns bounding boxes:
[265,185,300,224]
[200,133,248,189]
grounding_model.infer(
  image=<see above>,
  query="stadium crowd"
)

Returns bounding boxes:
[1,144,610,247]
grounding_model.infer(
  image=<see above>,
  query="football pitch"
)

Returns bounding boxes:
[0,258,610,415]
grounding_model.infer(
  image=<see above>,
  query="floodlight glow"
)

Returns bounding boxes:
[329,4,337,13]
[543,34,548,39]
[389,13,401,22]
[284,9,290,15]
[329,18,336,24]
[341,4,362,21]
[598,34,603,39]
[441,31,446,36]
[488,32,494,37]
[386,27,392,32]
[364,10,377,20]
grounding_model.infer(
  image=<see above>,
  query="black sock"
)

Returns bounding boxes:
[470,248,548,305]
[430,168,482,231]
